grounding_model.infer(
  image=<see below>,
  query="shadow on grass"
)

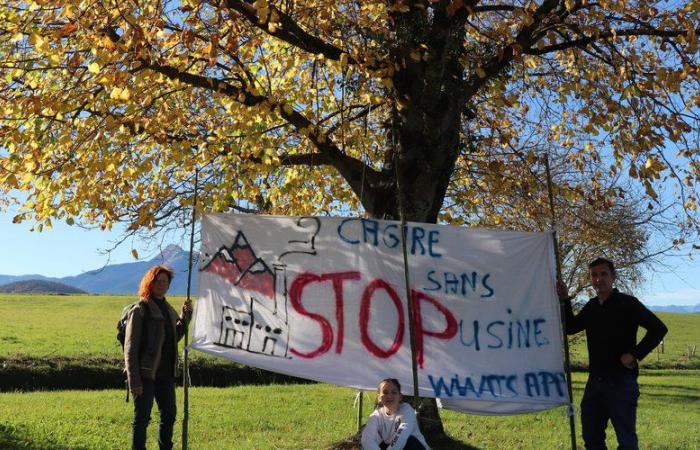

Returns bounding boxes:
[0,355,313,392]
[327,431,482,450]
[0,424,89,450]
[641,391,700,405]
[429,435,483,449]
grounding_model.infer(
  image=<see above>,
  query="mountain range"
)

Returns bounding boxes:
[0,249,699,311]
[0,279,87,294]
[0,244,198,295]
[647,303,700,313]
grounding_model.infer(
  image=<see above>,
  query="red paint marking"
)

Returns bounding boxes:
[205,254,274,298]
[288,271,361,357]
[232,246,255,271]
[411,290,458,368]
[288,273,334,358]
[321,271,361,354]
[359,279,405,358]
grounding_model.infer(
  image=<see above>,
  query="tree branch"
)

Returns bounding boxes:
[221,0,352,62]
[462,0,562,100]
[524,27,700,56]
[279,153,330,166]
[134,61,382,209]
[472,5,519,13]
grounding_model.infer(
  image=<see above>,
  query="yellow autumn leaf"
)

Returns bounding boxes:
[28,33,42,46]
[644,180,658,200]
[88,62,100,73]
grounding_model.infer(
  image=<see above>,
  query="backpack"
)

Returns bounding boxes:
[117,300,149,402]
[116,300,148,350]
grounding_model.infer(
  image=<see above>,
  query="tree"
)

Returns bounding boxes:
[1,0,699,438]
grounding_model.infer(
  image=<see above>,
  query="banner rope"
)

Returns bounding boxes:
[355,98,373,432]
[392,115,421,409]
[182,167,199,450]
[544,154,578,450]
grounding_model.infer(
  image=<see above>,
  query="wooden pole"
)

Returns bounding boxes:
[182,168,199,450]
[356,391,364,432]
[394,152,421,406]
[544,155,577,450]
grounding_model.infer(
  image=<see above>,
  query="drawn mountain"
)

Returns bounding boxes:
[202,231,275,298]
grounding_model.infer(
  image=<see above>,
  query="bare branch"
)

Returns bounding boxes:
[524,27,700,56]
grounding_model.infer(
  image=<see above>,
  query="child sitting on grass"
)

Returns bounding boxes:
[361,378,430,450]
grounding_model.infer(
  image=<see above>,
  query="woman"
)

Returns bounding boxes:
[124,265,193,450]
[361,378,430,450]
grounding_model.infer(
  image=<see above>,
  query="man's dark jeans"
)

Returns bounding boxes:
[581,374,639,450]
[132,377,177,450]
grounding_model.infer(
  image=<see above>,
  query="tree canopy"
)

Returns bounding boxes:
[0,0,698,230]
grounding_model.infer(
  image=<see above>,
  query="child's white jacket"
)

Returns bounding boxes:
[361,403,430,450]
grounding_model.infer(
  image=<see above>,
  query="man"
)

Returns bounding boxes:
[558,257,667,450]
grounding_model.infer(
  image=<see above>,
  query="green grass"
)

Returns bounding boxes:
[0,293,137,358]
[566,312,700,370]
[0,293,222,363]
[0,371,698,449]
[1,294,698,369]
[0,294,698,448]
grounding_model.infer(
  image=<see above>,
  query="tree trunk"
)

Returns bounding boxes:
[360,110,461,439]
[350,4,467,440]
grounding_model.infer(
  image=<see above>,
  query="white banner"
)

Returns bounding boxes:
[191,214,568,414]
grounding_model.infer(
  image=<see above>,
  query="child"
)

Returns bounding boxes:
[361,378,430,450]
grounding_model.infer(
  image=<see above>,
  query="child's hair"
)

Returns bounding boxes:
[375,378,402,408]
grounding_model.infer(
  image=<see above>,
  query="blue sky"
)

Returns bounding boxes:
[1,209,699,306]
[1,211,143,276]
[0,203,190,277]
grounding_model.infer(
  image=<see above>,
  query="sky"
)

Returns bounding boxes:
[0,207,187,277]
[1,209,699,307]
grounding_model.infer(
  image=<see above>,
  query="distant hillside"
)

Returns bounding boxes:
[0,279,87,294]
[649,304,700,313]
[0,274,51,286]
[0,244,198,295]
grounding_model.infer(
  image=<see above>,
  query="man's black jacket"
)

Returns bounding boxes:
[564,288,668,377]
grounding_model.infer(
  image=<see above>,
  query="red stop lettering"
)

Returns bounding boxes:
[359,279,405,358]
[288,271,359,358]
[411,289,458,368]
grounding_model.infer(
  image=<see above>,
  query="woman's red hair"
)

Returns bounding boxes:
[138,265,174,301]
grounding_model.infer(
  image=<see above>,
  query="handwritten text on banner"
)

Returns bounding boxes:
[190,214,567,415]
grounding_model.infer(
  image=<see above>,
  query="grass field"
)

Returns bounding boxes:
[0,293,698,369]
[0,293,165,359]
[0,371,698,449]
[1,293,699,449]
